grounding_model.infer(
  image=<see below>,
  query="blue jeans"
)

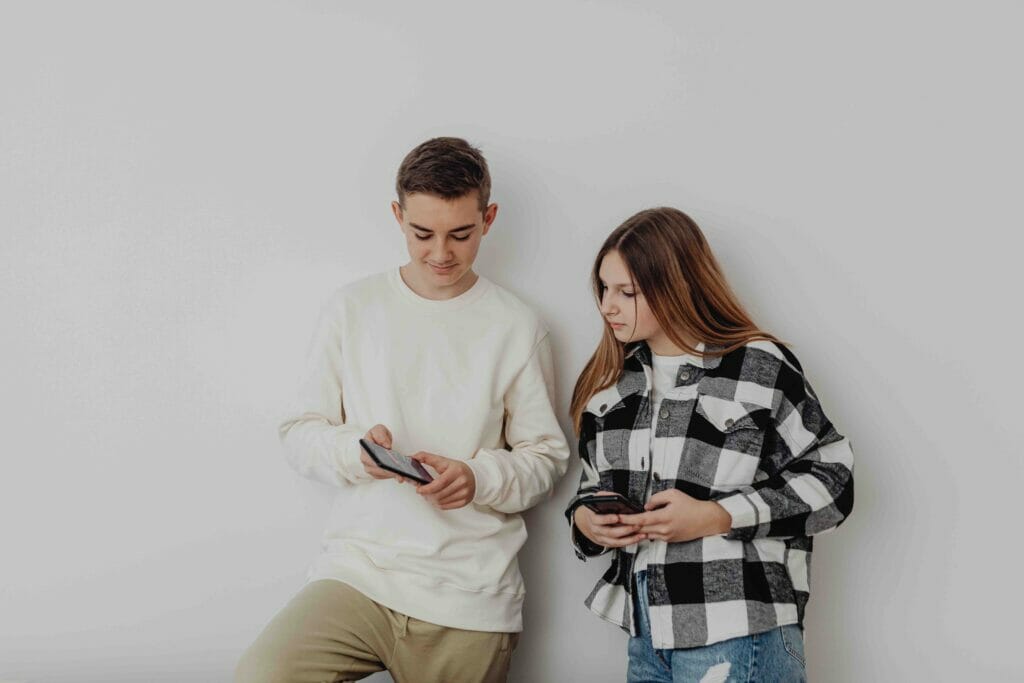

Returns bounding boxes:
[627,572,807,683]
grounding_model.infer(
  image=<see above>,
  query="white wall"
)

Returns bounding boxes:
[2,2,1022,681]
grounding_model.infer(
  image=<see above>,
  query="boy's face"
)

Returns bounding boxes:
[392,191,497,299]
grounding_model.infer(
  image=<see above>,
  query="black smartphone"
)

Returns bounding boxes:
[358,439,435,485]
[577,493,644,515]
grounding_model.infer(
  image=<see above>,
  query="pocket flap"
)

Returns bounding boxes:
[584,384,627,417]
[696,395,761,432]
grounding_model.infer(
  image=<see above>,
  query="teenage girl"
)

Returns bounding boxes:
[566,207,854,682]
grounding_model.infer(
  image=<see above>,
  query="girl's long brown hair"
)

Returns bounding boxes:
[570,207,782,432]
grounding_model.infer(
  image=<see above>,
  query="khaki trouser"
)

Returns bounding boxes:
[235,580,519,683]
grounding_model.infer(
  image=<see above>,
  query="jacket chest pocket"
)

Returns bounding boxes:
[594,409,638,473]
[682,395,770,489]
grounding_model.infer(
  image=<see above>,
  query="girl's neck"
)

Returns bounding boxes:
[647,331,701,357]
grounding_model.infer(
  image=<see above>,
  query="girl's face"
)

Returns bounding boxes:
[598,250,664,346]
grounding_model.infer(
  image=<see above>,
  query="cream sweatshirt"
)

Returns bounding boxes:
[279,268,570,632]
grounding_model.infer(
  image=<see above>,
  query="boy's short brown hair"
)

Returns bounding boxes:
[395,137,491,211]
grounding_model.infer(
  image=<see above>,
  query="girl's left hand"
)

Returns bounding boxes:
[622,489,732,543]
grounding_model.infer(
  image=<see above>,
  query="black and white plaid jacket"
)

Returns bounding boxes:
[566,339,854,649]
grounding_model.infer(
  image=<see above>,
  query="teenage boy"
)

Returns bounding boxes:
[236,137,569,683]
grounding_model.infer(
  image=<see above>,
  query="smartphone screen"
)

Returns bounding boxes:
[359,439,434,484]
[581,495,643,515]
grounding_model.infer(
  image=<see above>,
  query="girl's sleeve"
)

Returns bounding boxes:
[717,357,854,541]
[564,411,612,560]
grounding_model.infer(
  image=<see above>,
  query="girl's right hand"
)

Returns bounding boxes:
[574,499,646,548]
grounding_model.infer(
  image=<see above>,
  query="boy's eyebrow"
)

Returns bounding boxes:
[410,222,476,234]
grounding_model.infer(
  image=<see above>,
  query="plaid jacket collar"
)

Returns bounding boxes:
[584,341,724,418]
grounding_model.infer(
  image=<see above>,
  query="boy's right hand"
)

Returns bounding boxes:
[573,493,646,548]
[359,424,407,483]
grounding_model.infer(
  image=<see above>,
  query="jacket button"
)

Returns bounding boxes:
[724,418,735,428]
[659,407,670,419]
[653,473,661,483]
[600,404,607,413]
[679,369,691,381]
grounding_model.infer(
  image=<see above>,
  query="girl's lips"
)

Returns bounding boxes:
[429,263,456,273]
[609,322,626,329]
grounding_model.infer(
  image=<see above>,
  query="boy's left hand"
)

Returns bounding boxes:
[412,452,476,510]
[621,489,732,543]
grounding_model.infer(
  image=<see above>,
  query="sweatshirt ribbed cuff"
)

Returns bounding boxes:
[465,449,500,507]
[338,432,374,483]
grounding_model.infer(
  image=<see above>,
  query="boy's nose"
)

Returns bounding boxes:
[432,242,452,263]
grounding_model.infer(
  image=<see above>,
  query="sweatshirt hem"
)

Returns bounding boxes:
[308,553,524,633]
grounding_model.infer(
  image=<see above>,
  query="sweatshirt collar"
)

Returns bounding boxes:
[389,267,491,310]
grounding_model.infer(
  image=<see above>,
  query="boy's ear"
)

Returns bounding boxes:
[391,201,404,226]
[482,203,498,235]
